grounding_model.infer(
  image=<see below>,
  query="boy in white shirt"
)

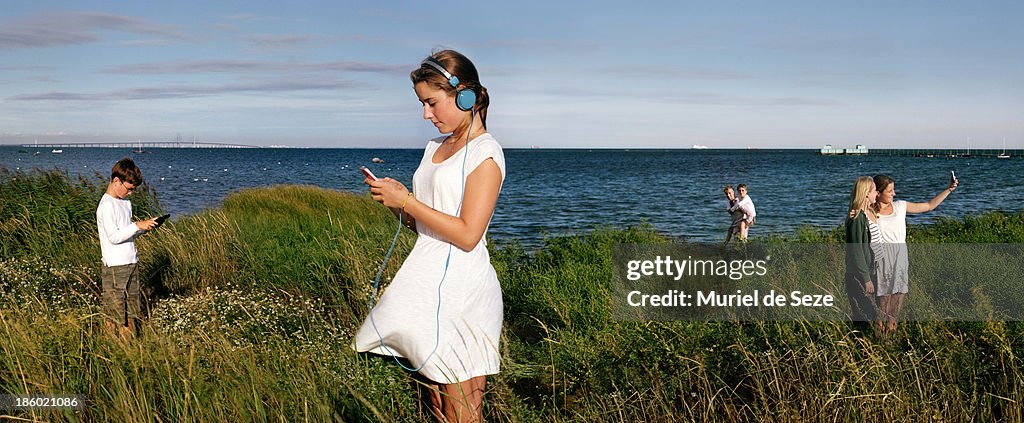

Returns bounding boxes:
[97,158,157,338]
[727,184,757,241]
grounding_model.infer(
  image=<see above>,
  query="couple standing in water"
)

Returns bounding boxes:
[845,174,958,337]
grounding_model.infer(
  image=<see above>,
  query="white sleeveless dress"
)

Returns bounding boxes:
[353,133,505,384]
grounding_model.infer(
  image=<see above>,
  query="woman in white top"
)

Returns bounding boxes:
[872,174,958,337]
[353,49,504,423]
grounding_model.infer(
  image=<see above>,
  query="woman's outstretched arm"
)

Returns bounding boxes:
[907,178,958,214]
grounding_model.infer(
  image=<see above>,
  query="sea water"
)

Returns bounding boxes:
[2,146,1021,246]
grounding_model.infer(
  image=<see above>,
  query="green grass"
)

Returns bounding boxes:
[909,211,1024,242]
[141,183,414,326]
[492,229,1023,421]
[1,169,1022,421]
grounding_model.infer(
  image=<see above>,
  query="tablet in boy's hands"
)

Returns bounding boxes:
[154,214,171,227]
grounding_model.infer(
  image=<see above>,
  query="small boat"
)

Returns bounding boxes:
[133,141,145,153]
[51,149,63,154]
[997,138,1011,159]
[692,144,708,149]
[372,157,384,163]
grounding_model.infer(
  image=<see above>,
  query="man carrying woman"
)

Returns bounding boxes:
[725,183,756,243]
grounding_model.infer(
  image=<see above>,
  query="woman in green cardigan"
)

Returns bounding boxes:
[845,176,879,332]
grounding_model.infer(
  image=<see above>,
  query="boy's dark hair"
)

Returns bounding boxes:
[111,157,143,185]
[723,184,733,192]
[737,183,747,190]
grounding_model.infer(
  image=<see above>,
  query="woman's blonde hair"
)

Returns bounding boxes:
[848,176,874,218]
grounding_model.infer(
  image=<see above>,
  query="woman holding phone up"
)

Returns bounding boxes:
[872,173,958,337]
[353,49,504,423]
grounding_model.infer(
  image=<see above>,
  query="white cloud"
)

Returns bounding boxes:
[0,11,187,49]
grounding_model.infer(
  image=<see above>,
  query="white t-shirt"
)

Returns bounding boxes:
[729,195,756,222]
[876,200,908,243]
[96,193,143,266]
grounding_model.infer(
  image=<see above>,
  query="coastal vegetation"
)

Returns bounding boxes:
[2,168,1022,421]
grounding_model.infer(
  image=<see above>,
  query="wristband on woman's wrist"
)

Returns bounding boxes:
[401,192,414,210]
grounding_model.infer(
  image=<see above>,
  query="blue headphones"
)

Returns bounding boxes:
[421,57,477,112]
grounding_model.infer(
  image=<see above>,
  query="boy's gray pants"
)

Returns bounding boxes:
[101,263,141,327]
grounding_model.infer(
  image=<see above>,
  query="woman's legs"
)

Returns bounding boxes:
[876,295,891,335]
[887,293,906,333]
[876,293,907,337]
[426,384,444,422]
[428,376,487,423]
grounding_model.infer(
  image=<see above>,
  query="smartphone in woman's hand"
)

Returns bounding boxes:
[360,166,379,181]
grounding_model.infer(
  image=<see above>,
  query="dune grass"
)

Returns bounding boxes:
[1,169,1022,421]
[492,227,1023,421]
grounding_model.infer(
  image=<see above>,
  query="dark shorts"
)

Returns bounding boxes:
[101,263,141,327]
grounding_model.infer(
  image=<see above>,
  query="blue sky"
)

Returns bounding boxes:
[1,1,1022,148]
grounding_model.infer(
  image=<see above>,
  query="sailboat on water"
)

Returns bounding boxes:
[134,140,146,154]
[997,138,1010,159]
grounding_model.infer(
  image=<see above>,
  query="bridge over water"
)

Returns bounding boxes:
[854,149,1022,158]
[20,141,260,149]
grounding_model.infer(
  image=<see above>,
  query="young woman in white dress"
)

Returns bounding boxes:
[354,49,505,423]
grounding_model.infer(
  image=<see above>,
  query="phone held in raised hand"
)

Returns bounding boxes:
[154,214,171,227]
[360,166,379,181]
